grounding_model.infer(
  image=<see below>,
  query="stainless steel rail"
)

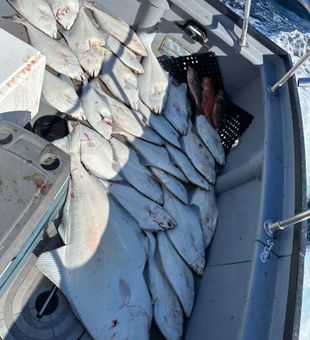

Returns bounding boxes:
[268,50,310,95]
[298,77,310,87]
[239,0,252,47]
[264,209,310,237]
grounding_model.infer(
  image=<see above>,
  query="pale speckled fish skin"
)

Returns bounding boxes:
[157,232,195,317]
[103,33,144,74]
[81,81,112,139]
[163,188,205,275]
[138,40,169,114]
[37,182,152,338]
[146,232,183,340]
[139,100,182,149]
[132,111,164,146]
[106,182,176,232]
[62,8,105,77]
[163,82,189,135]
[49,0,80,30]
[110,138,163,204]
[190,186,218,249]
[42,70,85,120]
[16,18,85,80]
[181,121,216,184]
[9,0,57,38]
[99,50,139,110]
[166,144,211,190]
[89,78,144,138]
[84,1,147,56]
[125,137,188,183]
[150,167,188,204]
[80,125,122,181]
[196,115,225,165]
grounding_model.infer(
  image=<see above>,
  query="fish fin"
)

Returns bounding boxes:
[2,14,26,26]
[52,135,70,153]
[36,247,67,291]
[57,223,67,244]
[83,0,96,10]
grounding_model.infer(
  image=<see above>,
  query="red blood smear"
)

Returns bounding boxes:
[201,77,216,127]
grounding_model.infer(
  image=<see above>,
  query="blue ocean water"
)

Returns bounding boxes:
[220,1,310,338]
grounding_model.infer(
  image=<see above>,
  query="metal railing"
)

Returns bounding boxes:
[239,0,252,47]
[298,77,310,87]
[268,50,310,95]
[264,209,310,237]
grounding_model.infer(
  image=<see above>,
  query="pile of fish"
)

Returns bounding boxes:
[8,0,226,338]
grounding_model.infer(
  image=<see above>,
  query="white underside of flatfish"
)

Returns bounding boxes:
[49,0,80,30]
[80,125,122,181]
[104,33,144,74]
[99,50,139,110]
[163,82,189,135]
[163,188,205,275]
[146,232,183,340]
[9,0,57,38]
[132,111,163,145]
[38,193,152,339]
[138,35,169,114]
[21,20,85,80]
[84,1,147,56]
[196,115,225,165]
[157,232,195,317]
[81,82,112,139]
[150,167,188,204]
[181,121,216,184]
[139,101,181,149]
[89,79,144,138]
[166,144,211,190]
[110,138,163,204]
[62,8,105,77]
[38,125,152,339]
[42,70,85,120]
[125,137,188,182]
[106,182,175,231]
[190,186,218,249]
